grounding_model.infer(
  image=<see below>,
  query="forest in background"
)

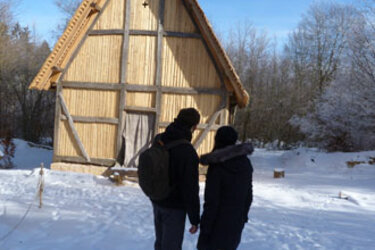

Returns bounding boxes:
[0,0,374,152]
[0,0,53,142]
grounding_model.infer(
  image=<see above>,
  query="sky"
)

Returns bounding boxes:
[16,0,358,47]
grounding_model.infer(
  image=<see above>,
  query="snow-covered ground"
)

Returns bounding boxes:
[0,141,374,250]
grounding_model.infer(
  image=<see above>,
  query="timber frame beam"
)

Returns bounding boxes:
[116,0,132,159]
[61,81,225,95]
[159,122,220,131]
[54,156,116,167]
[154,0,166,135]
[58,93,91,163]
[60,115,119,125]
[89,29,201,39]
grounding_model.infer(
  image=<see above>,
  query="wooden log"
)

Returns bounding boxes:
[60,115,119,125]
[346,161,366,168]
[274,168,285,179]
[106,168,139,185]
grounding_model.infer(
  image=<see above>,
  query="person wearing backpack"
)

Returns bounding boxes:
[142,108,201,250]
[197,126,254,250]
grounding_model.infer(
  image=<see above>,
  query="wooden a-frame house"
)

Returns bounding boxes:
[29,0,249,174]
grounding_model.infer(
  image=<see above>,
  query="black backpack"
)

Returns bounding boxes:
[138,138,190,201]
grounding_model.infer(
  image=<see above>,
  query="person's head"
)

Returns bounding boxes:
[175,108,201,132]
[214,126,238,150]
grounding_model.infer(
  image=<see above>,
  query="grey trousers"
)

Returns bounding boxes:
[152,203,187,250]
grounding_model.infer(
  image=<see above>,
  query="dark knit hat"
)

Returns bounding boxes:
[215,126,238,147]
[176,108,201,128]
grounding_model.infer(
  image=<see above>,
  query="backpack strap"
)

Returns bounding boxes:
[164,139,191,150]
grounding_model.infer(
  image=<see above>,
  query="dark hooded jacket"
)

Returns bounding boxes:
[198,143,254,250]
[152,121,200,226]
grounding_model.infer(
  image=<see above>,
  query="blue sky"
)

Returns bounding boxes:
[17,0,357,47]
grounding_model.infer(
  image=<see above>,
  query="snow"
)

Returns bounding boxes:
[12,139,53,170]
[1,142,375,249]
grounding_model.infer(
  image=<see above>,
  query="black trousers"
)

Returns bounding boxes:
[152,203,187,250]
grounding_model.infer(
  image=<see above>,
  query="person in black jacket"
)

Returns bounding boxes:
[197,126,254,250]
[152,108,201,250]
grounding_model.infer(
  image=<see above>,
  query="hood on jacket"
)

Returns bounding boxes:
[200,143,254,166]
[161,120,193,143]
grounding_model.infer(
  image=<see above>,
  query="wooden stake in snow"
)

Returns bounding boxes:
[274,168,285,179]
[39,163,45,208]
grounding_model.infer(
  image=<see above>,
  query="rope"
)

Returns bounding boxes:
[0,173,43,246]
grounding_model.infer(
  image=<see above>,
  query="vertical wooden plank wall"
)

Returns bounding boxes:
[53,0,231,167]
[56,0,122,165]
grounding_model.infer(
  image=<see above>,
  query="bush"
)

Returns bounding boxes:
[0,134,16,169]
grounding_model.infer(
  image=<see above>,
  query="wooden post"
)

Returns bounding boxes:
[39,163,44,209]
[116,0,131,160]
[274,168,285,179]
[52,83,62,163]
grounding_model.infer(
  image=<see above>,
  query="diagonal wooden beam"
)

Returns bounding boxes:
[58,93,91,163]
[193,100,226,149]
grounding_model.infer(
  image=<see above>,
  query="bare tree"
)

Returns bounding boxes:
[1,1,54,142]
[285,2,358,95]
[0,0,13,136]
[54,0,80,34]
[290,1,375,151]
[225,22,302,144]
